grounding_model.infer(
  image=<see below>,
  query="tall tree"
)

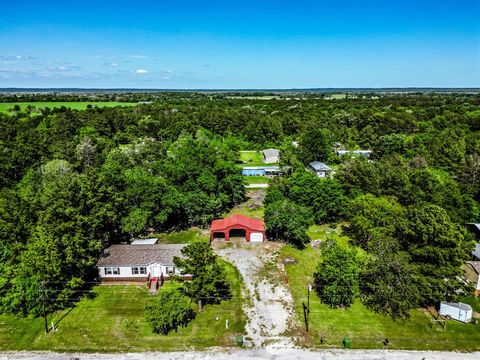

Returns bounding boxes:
[173,242,231,310]
[299,128,333,164]
[264,199,313,248]
[314,240,360,308]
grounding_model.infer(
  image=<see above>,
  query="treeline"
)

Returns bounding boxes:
[0,93,479,317]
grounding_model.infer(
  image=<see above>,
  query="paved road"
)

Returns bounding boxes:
[1,349,479,360]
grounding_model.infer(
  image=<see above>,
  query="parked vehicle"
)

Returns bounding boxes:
[439,302,473,323]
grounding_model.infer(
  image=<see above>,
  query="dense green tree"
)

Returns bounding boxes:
[173,242,231,310]
[313,240,361,308]
[299,128,333,164]
[400,205,473,305]
[145,287,196,334]
[361,237,420,320]
[264,199,313,248]
[347,194,406,247]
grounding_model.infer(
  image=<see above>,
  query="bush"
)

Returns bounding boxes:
[145,287,196,334]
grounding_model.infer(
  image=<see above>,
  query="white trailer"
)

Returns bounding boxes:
[439,302,473,323]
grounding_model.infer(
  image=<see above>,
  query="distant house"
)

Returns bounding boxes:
[262,148,280,163]
[211,214,265,243]
[337,149,372,158]
[97,244,190,284]
[463,261,480,296]
[242,165,282,177]
[309,161,333,178]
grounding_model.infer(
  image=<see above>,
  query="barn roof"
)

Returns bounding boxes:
[211,214,265,232]
[97,244,185,267]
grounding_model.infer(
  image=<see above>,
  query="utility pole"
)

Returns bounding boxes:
[307,278,311,333]
[40,280,48,334]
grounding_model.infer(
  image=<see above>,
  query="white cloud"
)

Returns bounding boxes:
[111,62,118,67]
[135,69,148,74]
[130,54,147,59]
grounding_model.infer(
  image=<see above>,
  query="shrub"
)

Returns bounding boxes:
[145,287,196,335]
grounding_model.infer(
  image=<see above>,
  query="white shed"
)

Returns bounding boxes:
[439,302,472,323]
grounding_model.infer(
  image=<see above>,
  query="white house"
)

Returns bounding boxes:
[463,261,480,296]
[97,244,190,283]
[309,161,333,178]
[262,148,280,163]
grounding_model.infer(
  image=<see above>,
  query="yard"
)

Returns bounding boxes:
[280,225,480,351]
[151,228,209,244]
[239,151,265,166]
[0,102,137,113]
[0,261,245,352]
[244,176,270,185]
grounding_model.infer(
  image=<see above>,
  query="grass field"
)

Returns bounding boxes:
[0,261,245,351]
[280,225,480,351]
[151,228,209,244]
[239,151,265,166]
[227,205,264,220]
[0,102,137,113]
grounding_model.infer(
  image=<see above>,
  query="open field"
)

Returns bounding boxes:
[0,102,137,113]
[280,227,480,351]
[0,262,245,352]
[239,151,265,166]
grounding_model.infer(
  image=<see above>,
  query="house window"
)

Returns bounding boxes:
[132,266,147,275]
[104,267,120,275]
[167,266,175,275]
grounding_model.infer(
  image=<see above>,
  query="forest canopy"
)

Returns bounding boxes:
[0,91,479,316]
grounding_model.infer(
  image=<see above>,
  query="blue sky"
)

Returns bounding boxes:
[0,0,479,88]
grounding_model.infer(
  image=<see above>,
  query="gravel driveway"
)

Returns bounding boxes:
[214,241,295,347]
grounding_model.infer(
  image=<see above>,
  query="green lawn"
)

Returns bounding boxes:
[0,102,137,113]
[151,228,209,244]
[0,262,245,352]
[280,226,480,351]
[239,151,265,166]
[244,176,271,185]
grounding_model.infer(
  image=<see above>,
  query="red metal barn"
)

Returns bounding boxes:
[210,214,265,242]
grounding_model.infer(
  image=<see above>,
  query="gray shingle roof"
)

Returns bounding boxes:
[262,148,280,158]
[309,161,332,171]
[97,244,186,266]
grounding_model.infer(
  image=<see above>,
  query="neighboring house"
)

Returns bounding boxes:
[309,161,333,178]
[337,149,372,158]
[262,148,280,163]
[466,223,480,259]
[463,261,480,296]
[210,214,265,243]
[242,166,282,177]
[97,244,190,283]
